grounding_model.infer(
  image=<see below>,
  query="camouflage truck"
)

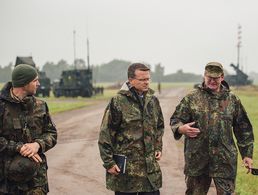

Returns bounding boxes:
[52,68,94,97]
[224,63,253,86]
[15,56,51,97]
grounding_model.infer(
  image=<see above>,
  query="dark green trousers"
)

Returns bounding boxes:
[115,190,160,195]
[186,175,235,195]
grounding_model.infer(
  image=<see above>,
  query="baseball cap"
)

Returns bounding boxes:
[205,62,224,77]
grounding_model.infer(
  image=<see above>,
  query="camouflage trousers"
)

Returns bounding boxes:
[0,186,47,195]
[185,175,235,195]
[115,190,160,195]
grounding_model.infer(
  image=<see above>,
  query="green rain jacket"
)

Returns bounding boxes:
[170,82,254,179]
[0,82,57,193]
[98,82,164,192]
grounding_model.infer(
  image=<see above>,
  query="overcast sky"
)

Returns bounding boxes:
[1,0,258,75]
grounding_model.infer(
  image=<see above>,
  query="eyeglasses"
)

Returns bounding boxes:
[205,76,222,82]
[134,78,151,82]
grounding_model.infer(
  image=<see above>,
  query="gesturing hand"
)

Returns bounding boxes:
[178,122,200,138]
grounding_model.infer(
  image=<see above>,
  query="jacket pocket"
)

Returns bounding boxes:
[146,155,160,174]
[30,114,44,138]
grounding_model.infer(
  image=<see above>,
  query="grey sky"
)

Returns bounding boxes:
[0,0,257,74]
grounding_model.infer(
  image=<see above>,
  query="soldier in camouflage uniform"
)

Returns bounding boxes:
[0,64,57,195]
[170,62,254,195]
[98,63,164,195]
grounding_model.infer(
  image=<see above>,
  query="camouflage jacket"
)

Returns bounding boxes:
[98,82,164,192]
[0,82,57,193]
[170,82,254,179]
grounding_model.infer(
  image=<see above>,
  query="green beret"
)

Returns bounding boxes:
[12,64,38,87]
[205,62,224,77]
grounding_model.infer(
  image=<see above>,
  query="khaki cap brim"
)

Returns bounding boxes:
[205,71,223,78]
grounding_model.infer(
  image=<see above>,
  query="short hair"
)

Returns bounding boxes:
[127,63,150,79]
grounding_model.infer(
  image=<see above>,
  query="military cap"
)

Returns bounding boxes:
[12,64,38,87]
[7,155,39,183]
[205,62,224,77]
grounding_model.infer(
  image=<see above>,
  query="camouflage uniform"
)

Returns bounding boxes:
[170,82,254,194]
[98,82,164,192]
[0,82,57,194]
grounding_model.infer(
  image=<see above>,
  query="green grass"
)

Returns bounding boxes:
[46,100,94,114]
[232,86,258,195]
[39,88,118,114]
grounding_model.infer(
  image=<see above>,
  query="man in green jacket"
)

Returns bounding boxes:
[98,63,164,195]
[170,62,254,195]
[0,64,57,194]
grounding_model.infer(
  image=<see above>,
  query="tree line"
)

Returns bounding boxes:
[0,63,12,83]
[0,59,203,83]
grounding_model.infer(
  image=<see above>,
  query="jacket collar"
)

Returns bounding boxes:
[199,80,230,99]
[0,82,34,103]
[0,82,17,103]
[118,81,155,97]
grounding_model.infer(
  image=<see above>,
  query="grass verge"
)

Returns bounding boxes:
[232,86,258,194]
[40,88,118,114]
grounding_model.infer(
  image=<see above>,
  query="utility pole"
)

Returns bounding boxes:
[87,38,90,69]
[237,24,242,68]
[73,30,76,69]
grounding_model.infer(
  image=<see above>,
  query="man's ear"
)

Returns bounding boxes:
[128,78,134,84]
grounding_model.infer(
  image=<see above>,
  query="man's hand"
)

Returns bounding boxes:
[107,164,120,175]
[20,142,40,157]
[178,122,200,138]
[155,151,162,161]
[31,153,43,163]
[243,157,253,174]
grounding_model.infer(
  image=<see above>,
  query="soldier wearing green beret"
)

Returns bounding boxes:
[0,64,57,194]
[170,62,254,194]
[98,63,164,195]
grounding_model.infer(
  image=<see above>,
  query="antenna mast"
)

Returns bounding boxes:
[237,25,242,68]
[73,30,76,69]
[87,38,90,69]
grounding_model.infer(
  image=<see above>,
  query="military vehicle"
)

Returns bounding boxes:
[224,63,253,86]
[15,56,51,97]
[52,35,103,98]
[52,68,94,97]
